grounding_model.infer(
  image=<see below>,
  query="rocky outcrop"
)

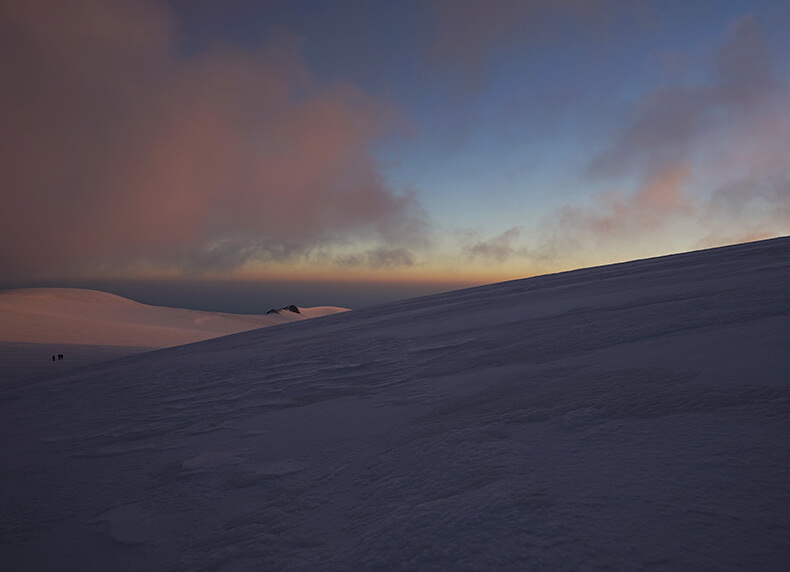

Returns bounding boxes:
[266,305,301,315]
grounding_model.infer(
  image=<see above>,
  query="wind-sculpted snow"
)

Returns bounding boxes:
[2,238,790,570]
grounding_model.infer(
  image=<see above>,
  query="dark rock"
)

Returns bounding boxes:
[266,305,300,315]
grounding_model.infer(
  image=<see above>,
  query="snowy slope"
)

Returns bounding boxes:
[0,288,347,379]
[0,288,347,347]
[1,237,789,570]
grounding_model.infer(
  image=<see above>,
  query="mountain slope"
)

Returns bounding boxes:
[1,237,789,570]
[0,288,348,379]
[0,287,347,347]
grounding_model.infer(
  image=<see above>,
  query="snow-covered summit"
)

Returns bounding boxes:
[2,237,789,570]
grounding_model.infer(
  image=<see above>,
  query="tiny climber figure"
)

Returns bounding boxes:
[58,354,63,360]
[52,355,56,361]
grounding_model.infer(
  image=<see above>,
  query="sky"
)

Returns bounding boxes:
[1,0,789,310]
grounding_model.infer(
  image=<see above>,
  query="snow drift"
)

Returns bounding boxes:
[1,237,789,570]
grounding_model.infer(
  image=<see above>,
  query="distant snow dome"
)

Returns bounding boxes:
[0,288,348,376]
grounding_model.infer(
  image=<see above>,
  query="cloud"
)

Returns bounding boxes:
[589,15,778,182]
[335,247,417,270]
[546,164,693,255]
[540,15,790,262]
[698,168,790,248]
[463,227,530,262]
[564,164,691,235]
[0,0,428,278]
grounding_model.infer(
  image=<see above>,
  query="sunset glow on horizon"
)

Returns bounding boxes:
[2,0,789,309]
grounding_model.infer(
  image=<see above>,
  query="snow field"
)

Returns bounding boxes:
[0,288,347,379]
[1,237,789,570]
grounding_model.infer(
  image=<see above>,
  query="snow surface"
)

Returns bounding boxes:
[0,288,347,379]
[2,237,790,570]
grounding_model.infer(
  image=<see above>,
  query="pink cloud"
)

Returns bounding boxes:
[548,15,790,261]
[554,164,693,245]
[0,0,427,278]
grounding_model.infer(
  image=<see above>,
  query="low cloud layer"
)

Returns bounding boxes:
[335,247,417,270]
[462,227,530,263]
[0,0,427,278]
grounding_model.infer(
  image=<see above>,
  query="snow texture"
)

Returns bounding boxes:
[2,237,790,570]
